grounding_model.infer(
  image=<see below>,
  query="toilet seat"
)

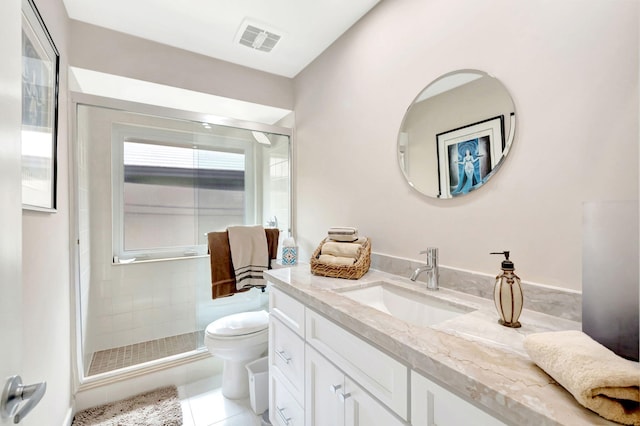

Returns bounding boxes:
[205,310,269,339]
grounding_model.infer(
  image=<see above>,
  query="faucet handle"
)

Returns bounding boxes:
[419,247,438,256]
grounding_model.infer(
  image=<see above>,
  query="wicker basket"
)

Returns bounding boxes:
[310,237,371,279]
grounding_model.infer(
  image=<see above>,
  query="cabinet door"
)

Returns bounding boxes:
[305,345,345,426]
[344,377,406,426]
[305,308,408,419]
[411,371,506,426]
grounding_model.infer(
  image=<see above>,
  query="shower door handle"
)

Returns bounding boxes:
[1,375,47,424]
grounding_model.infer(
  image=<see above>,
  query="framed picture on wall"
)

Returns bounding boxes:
[21,0,60,211]
[436,116,504,198]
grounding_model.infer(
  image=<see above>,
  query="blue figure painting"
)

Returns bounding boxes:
[448,136,491,195]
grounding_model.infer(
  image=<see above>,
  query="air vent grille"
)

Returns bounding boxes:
[239,25,281,52]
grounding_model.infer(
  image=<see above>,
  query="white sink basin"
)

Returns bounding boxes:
[338,281,472,327]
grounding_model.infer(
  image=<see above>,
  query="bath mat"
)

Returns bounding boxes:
[72,386,182,426]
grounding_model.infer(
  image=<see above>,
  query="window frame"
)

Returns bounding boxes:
[111,123,257,261]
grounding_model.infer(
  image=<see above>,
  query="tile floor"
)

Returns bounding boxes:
[88,330,205,376]
[178,376,265,426]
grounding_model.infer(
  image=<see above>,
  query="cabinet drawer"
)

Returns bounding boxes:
[270,316,305,402]
[270,287,305,337]
[305,308,408,420]
[271,374,304,426]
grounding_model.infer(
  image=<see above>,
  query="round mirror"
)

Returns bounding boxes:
[398,70,516,199]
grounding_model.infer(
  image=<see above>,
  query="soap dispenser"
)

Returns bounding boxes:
[490,251,523,328]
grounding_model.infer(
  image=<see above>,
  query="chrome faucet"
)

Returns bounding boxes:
[410,247,439,290]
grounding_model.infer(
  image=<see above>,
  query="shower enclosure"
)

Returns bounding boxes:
[72,97,292,380]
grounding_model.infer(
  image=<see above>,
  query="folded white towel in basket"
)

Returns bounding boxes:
[321,241,362,259]
[328,226,358,242]
[524,330,640,425]
[318,254,356,266]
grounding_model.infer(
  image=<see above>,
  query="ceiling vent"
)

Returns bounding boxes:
[237,21,281,53]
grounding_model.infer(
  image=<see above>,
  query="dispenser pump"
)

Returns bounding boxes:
[491,251,514,270]
[490,250,523,328]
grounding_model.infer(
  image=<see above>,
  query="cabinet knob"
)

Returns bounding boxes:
[338,392,351,402]
[329,384,342,393]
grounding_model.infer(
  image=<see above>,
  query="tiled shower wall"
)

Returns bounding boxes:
[87,256,268,355]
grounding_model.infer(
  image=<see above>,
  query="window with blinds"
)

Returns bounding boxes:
[112,123,257,260]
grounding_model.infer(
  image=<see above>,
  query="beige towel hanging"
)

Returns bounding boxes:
[228,225,269,290]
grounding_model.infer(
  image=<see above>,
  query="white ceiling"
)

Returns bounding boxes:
[62,0,381,78]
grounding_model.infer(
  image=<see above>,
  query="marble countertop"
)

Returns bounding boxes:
[265,265,617,426]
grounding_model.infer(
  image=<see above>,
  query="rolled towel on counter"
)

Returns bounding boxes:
[321,241,362,259]
[328,226,358,242]
[524,330,640,425]
[318,254,356,266]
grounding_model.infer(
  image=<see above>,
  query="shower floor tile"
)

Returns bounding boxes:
[88,330,205,376]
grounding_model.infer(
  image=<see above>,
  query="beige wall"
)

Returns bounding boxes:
[21,0,72,424]
[293,0,639,291]
[69,20,294,110]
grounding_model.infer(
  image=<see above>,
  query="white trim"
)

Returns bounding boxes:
[111,123,256,260]
[62,406,74,426]
[69,67,292,125]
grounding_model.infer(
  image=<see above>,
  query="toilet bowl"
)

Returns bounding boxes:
[204,310,269,399]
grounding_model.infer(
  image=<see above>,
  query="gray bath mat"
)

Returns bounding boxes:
[72,386,182,426]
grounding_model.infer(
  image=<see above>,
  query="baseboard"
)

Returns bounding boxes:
[63,405,74,426]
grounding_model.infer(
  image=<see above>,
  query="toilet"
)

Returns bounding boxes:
[204,310,270,399]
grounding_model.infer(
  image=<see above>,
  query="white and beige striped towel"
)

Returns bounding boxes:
[227,225,269,291]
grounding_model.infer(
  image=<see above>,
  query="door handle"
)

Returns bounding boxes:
[1,375,47,424]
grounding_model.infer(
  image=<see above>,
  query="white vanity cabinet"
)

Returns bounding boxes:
[269,286,507,426]
[306,344,405,426]
[411,371,506,426]
[269,288,306,426]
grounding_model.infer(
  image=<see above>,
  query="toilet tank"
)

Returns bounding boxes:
[582,200,639,361]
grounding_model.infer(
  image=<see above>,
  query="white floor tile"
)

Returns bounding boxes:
[188,387,249,426]
[178,374,267,426]
[212,411,262,426]
[180,398,196,426]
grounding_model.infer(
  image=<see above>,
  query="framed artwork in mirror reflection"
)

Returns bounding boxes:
[21,0,60,211]
[436,115,504,198]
